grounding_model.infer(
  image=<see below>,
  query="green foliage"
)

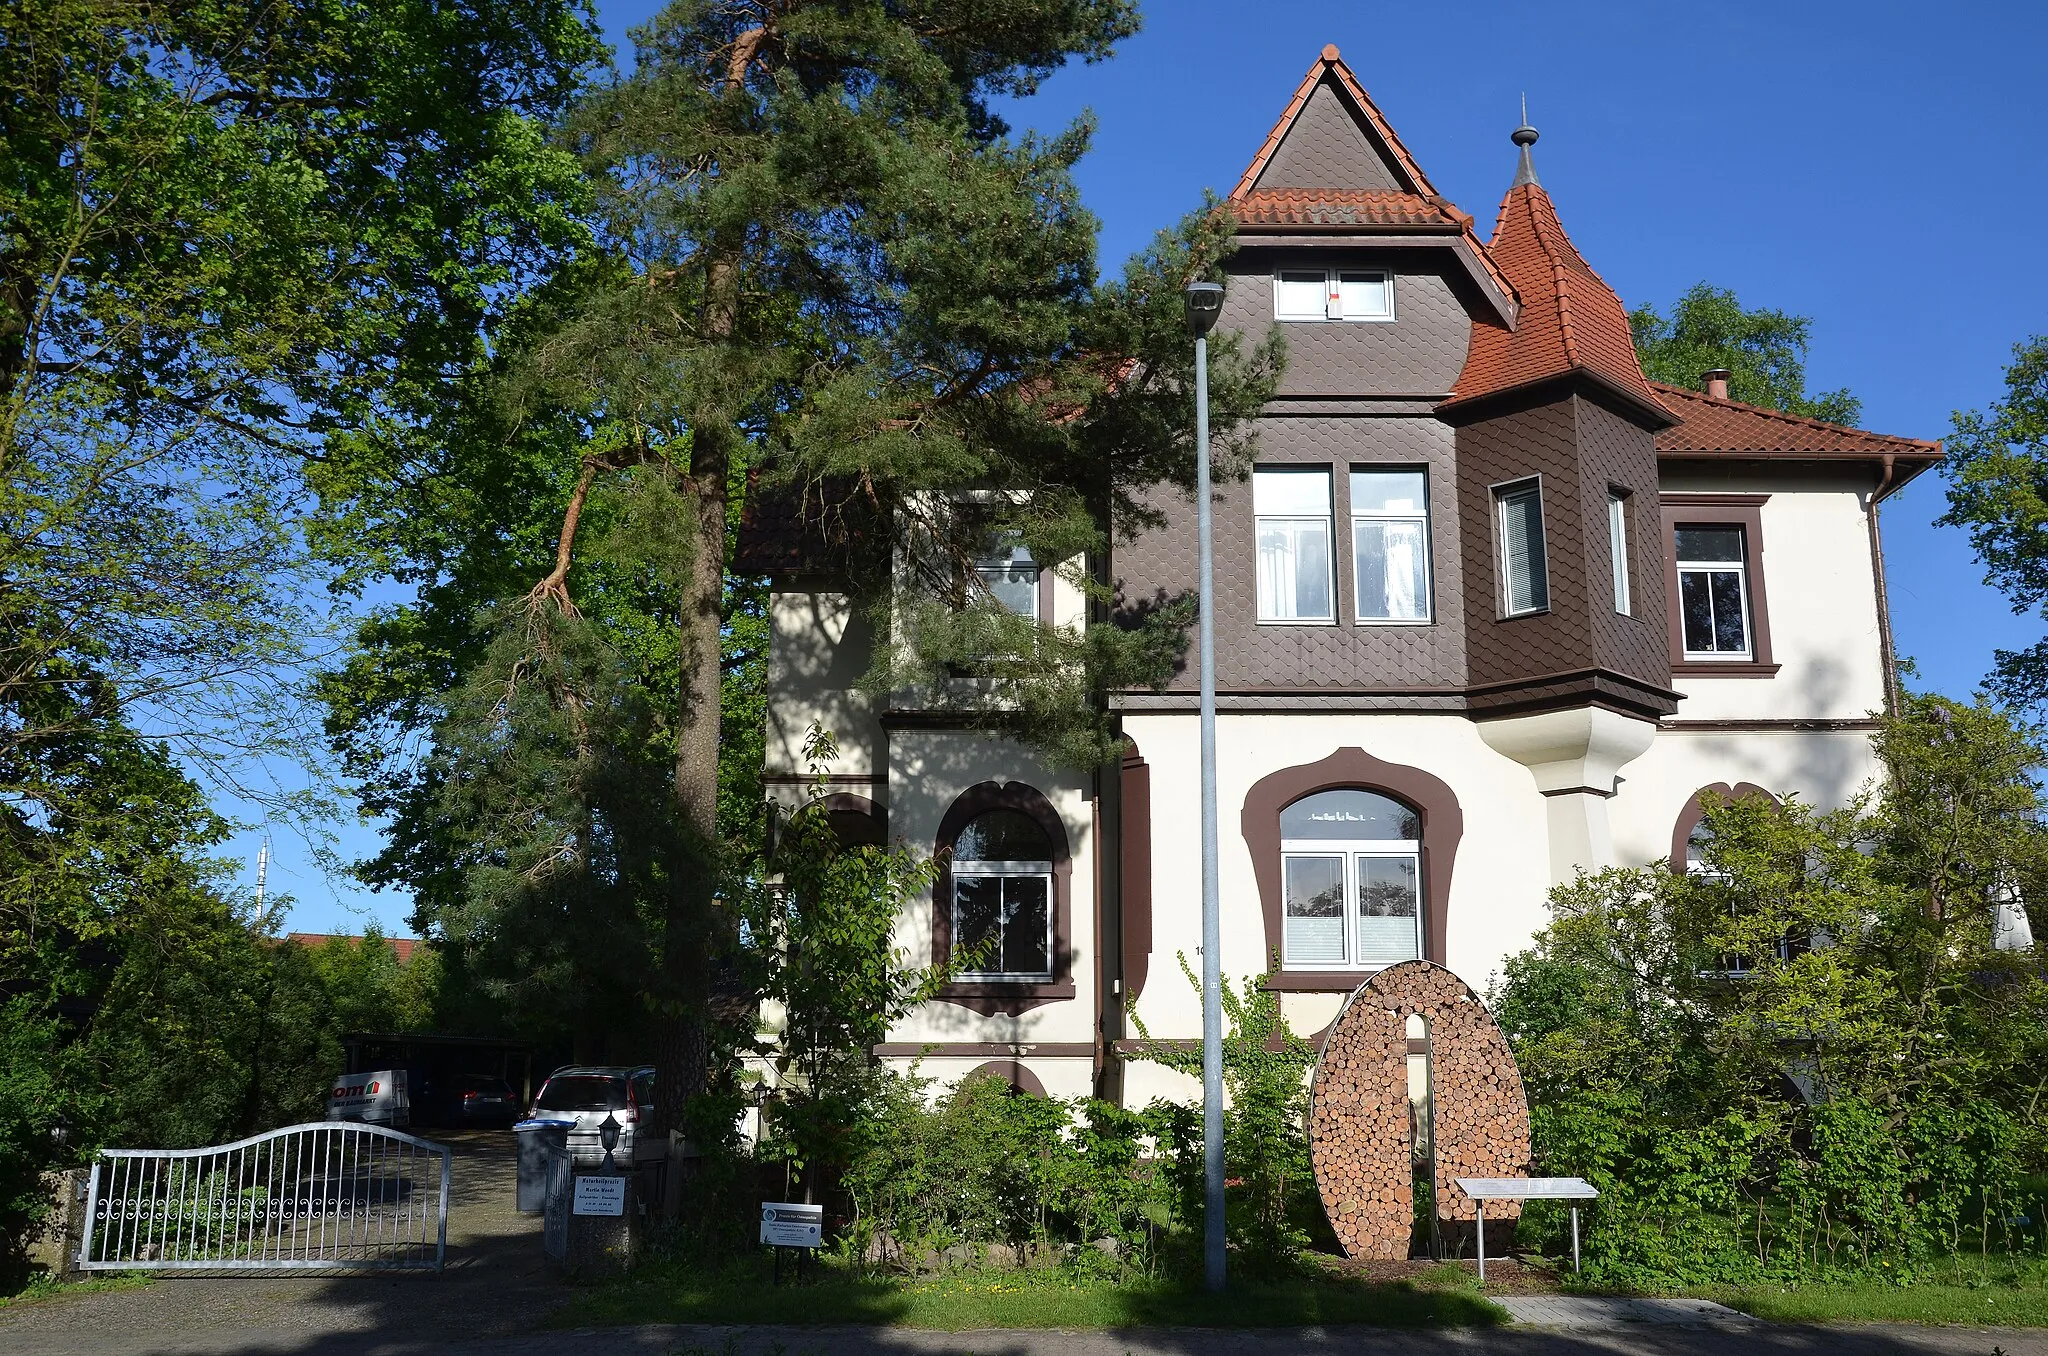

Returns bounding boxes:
[747,724,948,1184]
[2,0,603,827]
[1128,957,1321,1278]
[1630,283,1861,424]
[836,1066,1169,1274]
[1495,694,2048,1286]
[1938,335,2048,715]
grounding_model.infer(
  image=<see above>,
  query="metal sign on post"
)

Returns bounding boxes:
[759,1202,822,1248]
[572,1175,626,1217]
[1456,1176,1599,1280]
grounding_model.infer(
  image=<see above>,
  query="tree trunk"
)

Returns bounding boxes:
[650,18,764,1183]
[652,251,740,1144]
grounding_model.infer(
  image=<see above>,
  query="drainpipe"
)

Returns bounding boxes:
[1867,453,1901,715]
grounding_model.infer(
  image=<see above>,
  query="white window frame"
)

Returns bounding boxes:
[972,536,1042,623]
[951,857,1055,982]
[1493,477,1550,617]
[1351,468,1432,625]
[1254,467,1336,625]
[1279,837,1423,971]
[1676,527,1753,660]
[1608,490,1632,617]
[1272,267,1395,323]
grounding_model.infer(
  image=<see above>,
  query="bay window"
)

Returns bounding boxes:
[1351,468,1431,623]
[1494,478,1549,616]
[1255,467,1335,623]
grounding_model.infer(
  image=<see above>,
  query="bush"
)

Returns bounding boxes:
[1493,696,2048,1286]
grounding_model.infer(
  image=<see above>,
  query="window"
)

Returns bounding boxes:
[1351,469,1431,623]
[974,536,1041,621]
[950,809,1054,980]
[1255,468,1334,623]
[1494,479,1548,615]
[1608,491,1631,616]
[1278,789,1422,970]
[1273,268,1393,322]
[1675,526,1751,658]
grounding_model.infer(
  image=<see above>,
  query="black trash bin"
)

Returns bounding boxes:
[515,1119,573,1213]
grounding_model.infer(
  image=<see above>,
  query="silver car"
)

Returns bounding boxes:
[529,1065,655,1164]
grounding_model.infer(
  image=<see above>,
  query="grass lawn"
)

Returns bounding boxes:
[0,1272,150,1309]
[1707,1260,2048,1327]
[550,1252,1508,1331]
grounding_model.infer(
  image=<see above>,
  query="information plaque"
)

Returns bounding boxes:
[759,1201,822,1248]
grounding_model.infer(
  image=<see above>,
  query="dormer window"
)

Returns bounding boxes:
[1273,268,1394,322]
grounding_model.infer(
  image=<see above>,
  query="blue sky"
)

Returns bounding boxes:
[254,0,2048,934]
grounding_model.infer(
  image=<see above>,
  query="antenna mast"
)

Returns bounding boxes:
[254,837,271,921]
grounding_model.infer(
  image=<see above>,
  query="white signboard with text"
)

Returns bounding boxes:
[325,1070,409,1126]
[759,1202,822,1248]
[572,1175,627,1217]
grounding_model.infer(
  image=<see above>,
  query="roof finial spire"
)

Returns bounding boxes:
[1511,95,1540,189]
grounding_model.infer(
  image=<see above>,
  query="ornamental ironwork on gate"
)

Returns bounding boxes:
[77,1122,451,1271]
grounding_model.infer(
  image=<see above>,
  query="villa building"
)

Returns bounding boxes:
[738,46,1942,1107]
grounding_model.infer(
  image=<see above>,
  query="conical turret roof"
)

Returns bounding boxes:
[1446,130,1674,427]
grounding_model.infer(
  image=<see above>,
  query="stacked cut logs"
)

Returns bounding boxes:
[1307,960,1533,1259]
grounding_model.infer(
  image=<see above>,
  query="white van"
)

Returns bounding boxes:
[326,1069,411,1127]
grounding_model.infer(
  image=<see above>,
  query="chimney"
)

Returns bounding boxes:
[1702,369,1731,401]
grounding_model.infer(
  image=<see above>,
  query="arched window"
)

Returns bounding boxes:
[1278,789,1423,969]
[950,808,1055,981]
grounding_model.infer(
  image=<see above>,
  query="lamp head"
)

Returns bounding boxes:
[1183,281,1224,338]
[599,1110,621,1152]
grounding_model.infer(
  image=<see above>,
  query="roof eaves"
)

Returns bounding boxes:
[1439,364,1681,431]
[1647,381,1942,455]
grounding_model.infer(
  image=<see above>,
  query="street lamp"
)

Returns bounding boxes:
[599,1110,622,1171]
[1184,279,1225,1294]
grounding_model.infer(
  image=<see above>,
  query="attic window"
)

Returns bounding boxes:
[1274,269,1393,322]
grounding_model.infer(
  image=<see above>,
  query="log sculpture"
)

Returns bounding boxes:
[1307,960,1532,1259]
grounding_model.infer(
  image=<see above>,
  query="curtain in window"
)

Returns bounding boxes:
[1354,518,1427,621]
[1283,856,1346,964]
[1355,857,1420,966]
[1499,487,1548,613]
[1258,520,1331,621]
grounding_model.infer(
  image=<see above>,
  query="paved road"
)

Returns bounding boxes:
[1,1138,2040,1356]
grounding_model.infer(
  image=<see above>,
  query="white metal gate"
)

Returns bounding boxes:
[78,1122,451,1271]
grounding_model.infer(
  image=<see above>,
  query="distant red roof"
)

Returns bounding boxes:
[287,933,419,965]
[1650,382,1942,466]
[1445,181,1672,427]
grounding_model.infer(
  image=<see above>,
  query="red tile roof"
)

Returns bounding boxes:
[1226,47,1515,306]
[1232,188,1470,230]
[1444,181,1673,427]
[1651,382,1942,463]
[287,933,419,965]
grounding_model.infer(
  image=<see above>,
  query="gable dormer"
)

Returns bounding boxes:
[1218,47,1515,405]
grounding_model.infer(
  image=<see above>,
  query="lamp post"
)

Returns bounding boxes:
[1184,279,1225,1293]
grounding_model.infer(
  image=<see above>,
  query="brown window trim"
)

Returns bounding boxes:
[931,780,1075,1016]
[1118,741,1152,1003]
[1662,493,1779,677]
[1669,781,1775,871]
[1240,747,1462,993]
